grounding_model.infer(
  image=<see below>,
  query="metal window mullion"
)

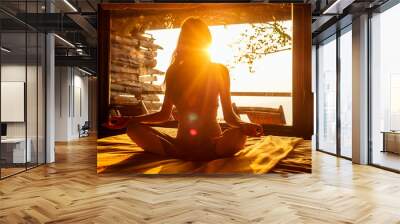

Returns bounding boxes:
[25,0,28,171]
[367,10,373,165]
[336,29,341,157]
[44,32,47,165]
[316,44,320,151]
[36,0,39,167]
[44,0,48,165]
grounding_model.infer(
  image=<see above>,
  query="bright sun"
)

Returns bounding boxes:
[147,23,292,93]
[207,46,217,62]
[206,39,233,64]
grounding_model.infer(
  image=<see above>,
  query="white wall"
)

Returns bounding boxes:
[54,67,89,141]
[55,66,70,141]
[1,65,41,138]
[1,65,26,138]
[73,73,89,137]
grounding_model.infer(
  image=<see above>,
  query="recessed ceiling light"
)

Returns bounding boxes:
[54,34,75,48]
[323,0,355,15]
[1,47,11,53]
[77,67,93,76]
[63,0,78,12]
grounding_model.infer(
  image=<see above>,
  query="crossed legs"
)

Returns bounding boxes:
[126,122,174,156]
[127,123,247,159]
[215,127,247,157]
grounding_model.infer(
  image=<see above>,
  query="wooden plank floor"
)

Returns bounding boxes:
[1,136,400,224]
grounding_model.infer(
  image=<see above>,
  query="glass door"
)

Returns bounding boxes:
[0,1,47,179]
[1,30,28,178]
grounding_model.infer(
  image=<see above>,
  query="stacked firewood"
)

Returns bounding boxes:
[109,31,164,112]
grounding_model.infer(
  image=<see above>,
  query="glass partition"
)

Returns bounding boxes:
[0,31,28,177]
[0,1,46,179]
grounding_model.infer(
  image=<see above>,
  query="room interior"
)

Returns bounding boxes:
[0,0,400,222]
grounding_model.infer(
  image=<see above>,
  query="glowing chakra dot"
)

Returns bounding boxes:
[188,113,198,122]
[189,129,198,136]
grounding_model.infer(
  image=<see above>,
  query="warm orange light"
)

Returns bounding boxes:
[189,128,198,136]
[188,113,198,122]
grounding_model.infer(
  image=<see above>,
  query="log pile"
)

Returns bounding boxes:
[109,31,164,112]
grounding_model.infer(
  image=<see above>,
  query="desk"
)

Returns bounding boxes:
[382,131,400,154]
[1,138,31,163]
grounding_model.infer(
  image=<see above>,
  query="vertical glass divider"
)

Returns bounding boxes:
[315,44,320,151]
[25,1,28,170]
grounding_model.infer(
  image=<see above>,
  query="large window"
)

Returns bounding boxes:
[317,35,337,154]
[316,25,353,158]
[339,28,352,158]
[370,3,400,171]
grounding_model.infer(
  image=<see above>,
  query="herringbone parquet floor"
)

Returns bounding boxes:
[1,136,400,224]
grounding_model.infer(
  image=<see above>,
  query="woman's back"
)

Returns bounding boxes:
[111,17,262,161]
[167,62,223,141]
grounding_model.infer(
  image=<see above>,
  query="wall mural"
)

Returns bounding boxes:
[97,3,312,174]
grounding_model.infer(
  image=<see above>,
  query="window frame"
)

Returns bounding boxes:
[314,20,353,160]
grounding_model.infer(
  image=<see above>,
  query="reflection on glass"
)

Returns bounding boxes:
[318,37,337,154]
[0,1,47,179]
[340,29,352,158]
[371,5,400,171]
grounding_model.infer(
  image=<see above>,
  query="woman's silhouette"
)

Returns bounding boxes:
[107,17,263,161]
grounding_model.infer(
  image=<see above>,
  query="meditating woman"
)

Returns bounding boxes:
[107,17,263,161]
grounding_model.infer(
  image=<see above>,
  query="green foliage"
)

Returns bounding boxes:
[228,20,292,73]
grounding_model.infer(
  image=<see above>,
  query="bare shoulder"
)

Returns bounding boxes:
[213,63,229,73]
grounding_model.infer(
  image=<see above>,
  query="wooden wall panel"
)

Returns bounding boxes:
[292,4,313,139]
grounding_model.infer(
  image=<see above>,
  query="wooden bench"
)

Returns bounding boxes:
[233,104,286,126]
